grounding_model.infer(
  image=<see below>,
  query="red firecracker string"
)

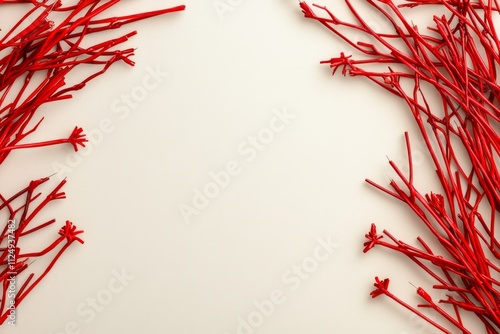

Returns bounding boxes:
[300,1,499,332]
[0,0,184,326]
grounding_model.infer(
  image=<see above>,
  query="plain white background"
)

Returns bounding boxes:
[1,1,470,333]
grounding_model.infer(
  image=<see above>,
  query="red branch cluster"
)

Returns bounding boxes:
[0,178,83,324]
[301,1,499,333]
[0,0,184,326]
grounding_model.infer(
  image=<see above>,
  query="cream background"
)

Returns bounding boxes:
[2,1,469,333]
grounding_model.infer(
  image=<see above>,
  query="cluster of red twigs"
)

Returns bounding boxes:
[300,0,499,332]
[0,178,83,325]
[0,0,184,326]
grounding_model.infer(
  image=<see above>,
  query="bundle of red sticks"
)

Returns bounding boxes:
[301,1,499,332]
[0,1,184,326]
